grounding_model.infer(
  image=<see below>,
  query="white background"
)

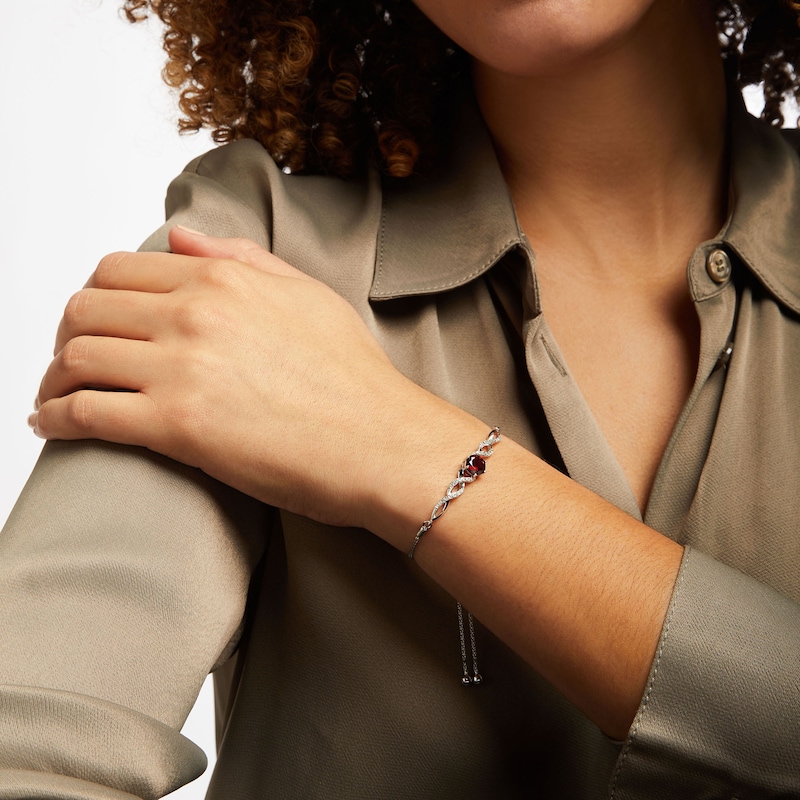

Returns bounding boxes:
[0,1,215,797]
[0,3,791,798]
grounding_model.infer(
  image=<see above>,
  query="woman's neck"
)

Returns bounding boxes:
[472,0,728,288]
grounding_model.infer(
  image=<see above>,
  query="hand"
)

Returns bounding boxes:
[30,229,686,740]
[32,227,441,531]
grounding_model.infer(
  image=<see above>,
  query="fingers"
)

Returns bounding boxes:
[85,251,190,292]
[38,336,156,406]
[64,244,288,356]
[168,225,313,281]
[31,388,162,451]
[55,288,160,354]
[84,234,312,302]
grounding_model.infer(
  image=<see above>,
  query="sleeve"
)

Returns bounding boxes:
[609,546,800,798]
[0,143,279,799]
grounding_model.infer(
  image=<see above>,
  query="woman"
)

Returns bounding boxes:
[2,0,800,797]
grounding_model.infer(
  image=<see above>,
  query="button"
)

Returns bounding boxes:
[706,248,732,283]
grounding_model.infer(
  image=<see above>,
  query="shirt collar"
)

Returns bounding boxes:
[370,91,800,315]
[724,100,800,314]
[369,97,523,301]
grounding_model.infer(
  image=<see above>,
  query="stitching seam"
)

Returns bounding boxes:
[608,549,689,799]
[540,334,567,377]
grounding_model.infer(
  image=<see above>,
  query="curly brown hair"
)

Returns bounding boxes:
[124,0,800,178]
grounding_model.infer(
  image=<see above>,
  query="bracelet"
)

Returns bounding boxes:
[407,427,501,559]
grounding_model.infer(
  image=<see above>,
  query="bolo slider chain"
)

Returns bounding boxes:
[408,427,501,685]
[457,601,482,686]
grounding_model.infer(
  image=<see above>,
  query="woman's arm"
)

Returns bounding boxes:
[382,421,684,740]
[21,230,699,737]
[0,439,269,798]
[0,173,278,797]
[28,166,800,796]
[34,229,800,797]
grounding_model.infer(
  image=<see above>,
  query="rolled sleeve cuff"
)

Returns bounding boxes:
[609,546,800,798]
[0,685,206,799]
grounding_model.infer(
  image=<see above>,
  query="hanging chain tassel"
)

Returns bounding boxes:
[457,602,482,685]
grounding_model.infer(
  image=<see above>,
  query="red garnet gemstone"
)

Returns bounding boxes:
[464,455,486,477]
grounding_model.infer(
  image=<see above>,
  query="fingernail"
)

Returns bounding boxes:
[27,412,44,438]
[34,395,40,411]
[174,224,207,236]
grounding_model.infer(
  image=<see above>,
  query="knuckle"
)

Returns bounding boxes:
[66,391,98,433]
[149,389,204,452]
[171,394,203,435]
[198,257,243,291]
[60,337,91,375]
[62,289,93,329]
[171,296,222,336]
[93,252,126,286]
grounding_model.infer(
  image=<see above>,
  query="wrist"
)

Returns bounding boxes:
[357,388,493,552]
[407,426,501,559]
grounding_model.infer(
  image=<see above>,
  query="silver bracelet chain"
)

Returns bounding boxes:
[407,427,501,559]
[407,427,501,686]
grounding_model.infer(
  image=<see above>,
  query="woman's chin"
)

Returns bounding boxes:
[412,0,688,79]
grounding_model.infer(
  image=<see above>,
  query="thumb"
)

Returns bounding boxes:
[168,225,309,280]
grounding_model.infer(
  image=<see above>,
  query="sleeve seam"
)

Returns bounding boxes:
[608,545,691,799]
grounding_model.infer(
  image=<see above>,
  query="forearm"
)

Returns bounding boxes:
[367,392,682,740]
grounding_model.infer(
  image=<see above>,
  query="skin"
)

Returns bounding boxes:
[470,0,727,509]
[30,0,728,739]
[409,0,676,76]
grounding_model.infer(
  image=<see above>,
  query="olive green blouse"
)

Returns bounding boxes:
[0,96,799,799]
